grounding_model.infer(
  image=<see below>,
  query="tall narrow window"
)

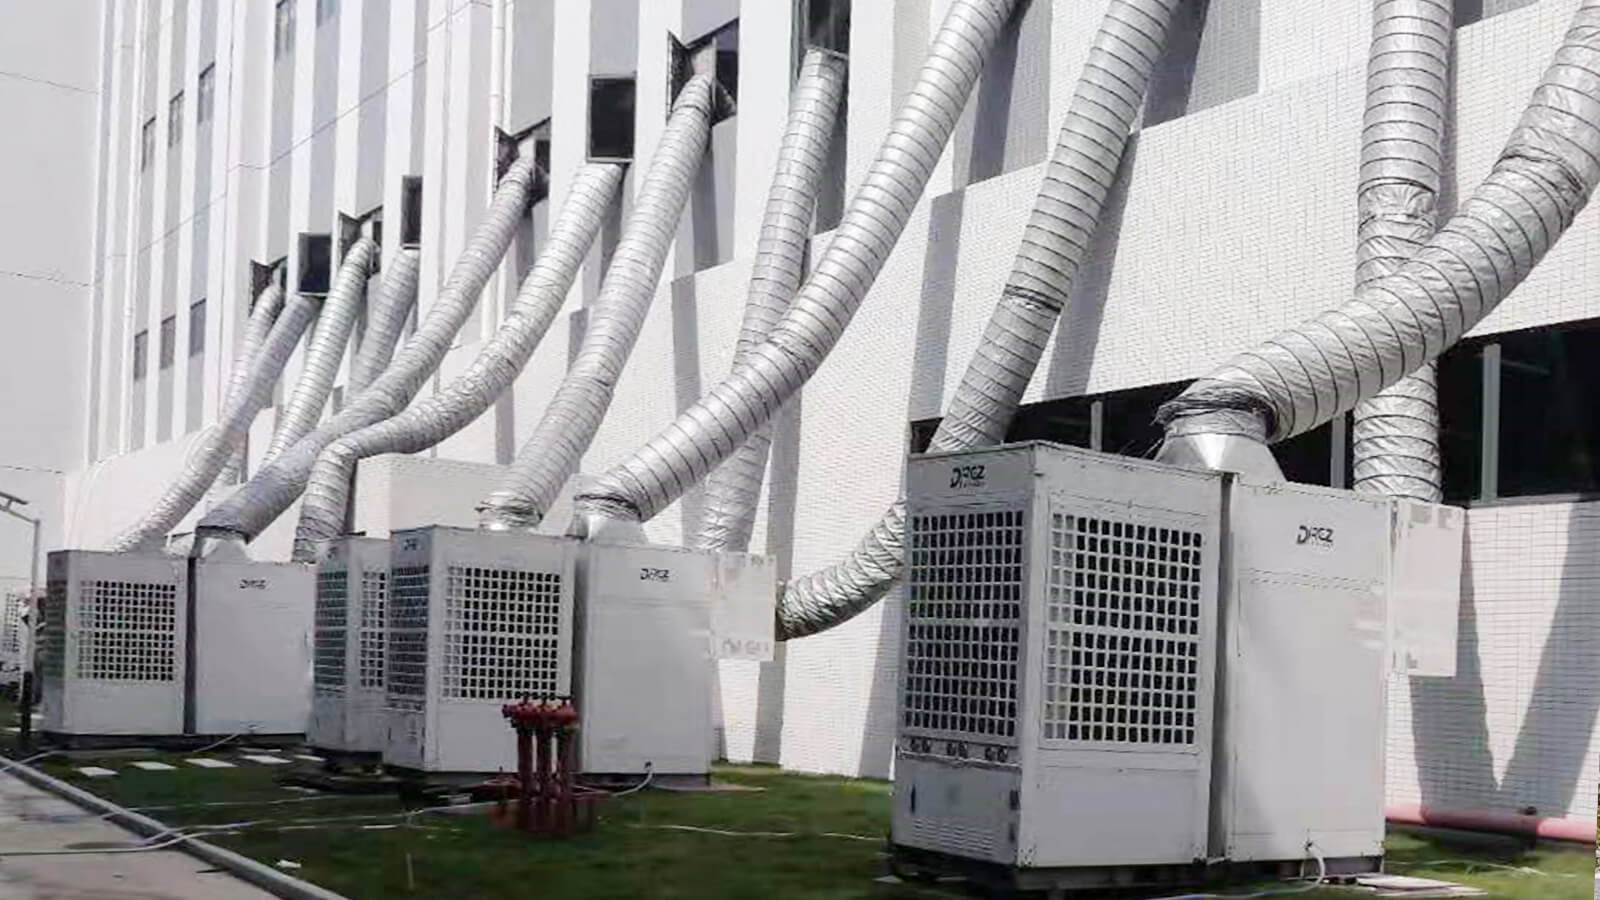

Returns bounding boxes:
[159,316,177,370]
[196,64,215,125]
[188,300,206,356]
[316,0,338,25]
[140,118,156,171]
[132,330,149,381]
[167,92,184,147]
[274,0,295,59]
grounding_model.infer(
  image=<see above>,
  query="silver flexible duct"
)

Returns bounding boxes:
[567,0,1018,538]
[475,74,718,530]
[212,281,286,493]
[1349,0,1451,502]
[1157,0,1600,456]
[346,248,421,397]
[779,0,1180,640]
[288,163,626,560]
[109,293,322,552]
[263,237,378,460]
[693,49,848,553]
[196,151,542,542]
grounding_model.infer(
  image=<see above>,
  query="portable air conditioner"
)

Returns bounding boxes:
[573,543,776,779]
[383,526,578,774]
[891,442,1223,888]
[41,550,187,738]
[890,442,1443,892]
[308,537,389,756]
[189,556,314,737]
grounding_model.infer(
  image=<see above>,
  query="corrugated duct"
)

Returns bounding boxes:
[346,247,421,397]
[566,0,1019,541]
[693,48,848,553]
[211,280,286,494]
[475,73,718,530]
[262,237,378,460]
[1156,0,1600,459]
[109,292,323,552]
[778,0,1181,640]
[287,162,625,560]
[196,151,543,543]
[1349,0,1452,503]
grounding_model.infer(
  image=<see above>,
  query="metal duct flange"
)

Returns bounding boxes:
[566,0,1019,538]
[264,237,378,461]
[779,0,1182,640]
[197,151,543,542]
[476,74,719,531]
[694,48,848,553]
[346,248,421,398]
[288,162,625,560]
[1157,0,1600,455]
[110,292,323,552]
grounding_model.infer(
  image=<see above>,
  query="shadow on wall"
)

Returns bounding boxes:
[671,277,706,537]
[1409,507,1600,822]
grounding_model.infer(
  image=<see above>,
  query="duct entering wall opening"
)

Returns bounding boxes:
[673,20,740,122]
[587,77,636,162]
[296,233,333,296]
[338,206,383,264]
[399,176,423,249]
[802,0,850,55]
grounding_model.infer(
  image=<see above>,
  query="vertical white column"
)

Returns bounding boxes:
[634,1,683,200]
[417,0,453,333]
[729,0,795,259]
[171,0,204,437]
[92,0,140,459]
[287,0,319,287]
[380,0,422,276]
[142,0,176,449]
[333,0,368,222]
[440,0,496,339]
[548,0,593,216]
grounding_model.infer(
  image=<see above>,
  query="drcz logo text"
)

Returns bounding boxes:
[639,567,671,583]
[1295,525,1334,548]
[949,465,986,489]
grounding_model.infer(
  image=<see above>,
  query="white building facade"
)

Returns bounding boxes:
[0,0,1595,829]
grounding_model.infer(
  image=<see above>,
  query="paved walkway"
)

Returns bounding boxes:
[0,770,277,899]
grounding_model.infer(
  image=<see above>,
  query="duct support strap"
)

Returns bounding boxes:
[196,151,544,543]
[693,49,848,553]
[778,0,1181,639]
[565,0,1019,540]
[212,281,286,494]
[263,237,379,460]
[110,293,323,552]
[1350,0,1452,503]
[475,74,719,530]
[288,163,625,560]
[346,248,422,397]
[1156,0,1600,455]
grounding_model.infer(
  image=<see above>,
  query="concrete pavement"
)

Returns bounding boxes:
[0,770,279,899]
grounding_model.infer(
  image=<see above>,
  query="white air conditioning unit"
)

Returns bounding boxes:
[41,550,187,738]
[891,442,1223,882]
[890,442,1451,892]
[383,526,578,774]
[309,537,389,756]
[189,556,314,737]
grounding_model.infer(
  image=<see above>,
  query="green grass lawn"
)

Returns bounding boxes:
[0,692,1589,900]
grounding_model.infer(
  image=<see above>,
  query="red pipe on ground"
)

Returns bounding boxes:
[1386,803,1596,844]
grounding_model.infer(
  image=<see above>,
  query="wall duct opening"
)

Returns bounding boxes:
[588,77,637,162]
[296,233,333,296]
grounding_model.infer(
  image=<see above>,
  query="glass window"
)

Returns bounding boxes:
[197,64,215,125]
[1495,323,1600,497]
[140,117,156,171]
[159,316,176,369]
[188,300,206,357]
[1437,343,1482,503]
[274,0,295,59]
[167,92,183,147]
[132,330,148,381]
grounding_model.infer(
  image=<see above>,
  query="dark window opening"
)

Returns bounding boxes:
[588,77,637,161]
[339,207,383,261]
[297,233,333,295]
[804,0,850,55]
[159,316,177,370]
[677,20,740,116]
[250,259,283,308]
[1101,381,1190,459]
[132,330,149,381]
[1006,395,1095,448]
[400,176,423,248]
[197,64,215,125]
[1274,420,1334,487]
[140,117,156,171]
[274,0,295,59]
[1438,344,1481,503]
[1496,323,1600,497]
[188,300,206,357]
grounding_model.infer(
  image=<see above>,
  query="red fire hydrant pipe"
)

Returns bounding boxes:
[1387,803,1596,844]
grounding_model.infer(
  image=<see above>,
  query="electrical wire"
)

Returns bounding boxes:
[597,762,653,797]
[186,731,247,756]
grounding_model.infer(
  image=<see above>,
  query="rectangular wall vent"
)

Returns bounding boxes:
[588,77,637,161]
[400,176,423,248]
[297,233,333,295]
